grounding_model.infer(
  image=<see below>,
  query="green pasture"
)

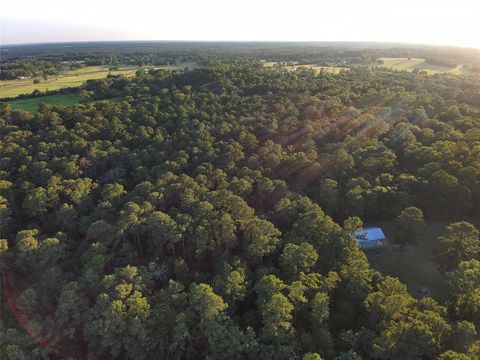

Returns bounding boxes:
[0,62,198,99]
[378,57,477,75]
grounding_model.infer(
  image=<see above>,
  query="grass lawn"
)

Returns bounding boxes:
[378,57,477,75]
[0,62,198,99]
[365,222,448,300]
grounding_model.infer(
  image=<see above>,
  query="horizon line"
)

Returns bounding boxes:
[2,39,479,51]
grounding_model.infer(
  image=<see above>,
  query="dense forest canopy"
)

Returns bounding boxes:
[1,45,480,359]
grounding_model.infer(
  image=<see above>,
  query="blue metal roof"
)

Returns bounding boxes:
[354,227,386,242]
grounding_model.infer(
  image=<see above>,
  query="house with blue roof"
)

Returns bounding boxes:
[354,227,386,249]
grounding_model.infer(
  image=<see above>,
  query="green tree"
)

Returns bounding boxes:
[84,266,152,359]
[189,283,227,324]
[316,179,339,216]
[446,260,480,323]
[373,318,442,360]
[343,216,363,233]
[280,242,318,277]
[144,211,181,259]
[254,275,287,306]
[437,350,471,360]
[448,321,477,353]
[261,293,294,339]
[365,276,414,322]
[16,229,39,253]
[23,187,49,222]
[436,222,480,272]
[303,353,323,360]
[310,292,330,325]
[242,217,281,259]
[393,207,424,246]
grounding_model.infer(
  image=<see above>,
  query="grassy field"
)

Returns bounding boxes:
[4,94,85,112]
[3,94,123,112]
[0,62,198,99]
[365,222,448,300]
[262,61,349,74]
[378,57,477,75]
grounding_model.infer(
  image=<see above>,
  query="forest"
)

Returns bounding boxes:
[1,48,480,359]
[2,42,480,79]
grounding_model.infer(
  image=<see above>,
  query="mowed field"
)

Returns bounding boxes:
[378,57,477,75]
[3,94,123,113]
[0,62,198,98]
[262,61,349,74]
[4,94,85,112]
[365,222,448,300]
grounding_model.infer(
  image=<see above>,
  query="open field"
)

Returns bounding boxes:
[0,62,198,99]
[262,61,349,74]
[4,94,85,112]
[365,222,447,299]
[378,57,477,75]
[3,94,122,112]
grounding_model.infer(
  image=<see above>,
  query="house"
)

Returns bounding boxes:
[354,227,386,249]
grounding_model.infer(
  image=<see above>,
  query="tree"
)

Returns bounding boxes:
[334,350,362,360]
[254,275,287,306]
[23,187,49,222]
[0,238,8,253]
[437,351,471,360]
[316,179,339,216]
[436,222,480,272]
[343,217,363,233]
[206,320,256,359]
[144,211,181,259]
[447,321,477,353]
[189,283,227,324]
[393,207,424,246]
[37,236,67,270]
[16,229,39,253]
[52,281,89,351]
[446,260,480,323]
[0,194,11,236]
[242,217,281,259]
[365,276,414,322]
[261,293,294,339]
[80,89,93,101]
[303,353,323,360]
[310,292,330,326]
[373,318,443,360]
[280,242,318,277]
[288,280,307,310]
[84,266,152,359]
[213,263,248,307]
[101,182,126,205]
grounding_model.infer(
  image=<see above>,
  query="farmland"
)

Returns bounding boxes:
[378,57,478,75]
[3,94,123,112]
[262,61,349,74]
[4,94,85,112]
[0,62,198,98]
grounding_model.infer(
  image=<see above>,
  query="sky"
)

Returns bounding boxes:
[1,0,480,48]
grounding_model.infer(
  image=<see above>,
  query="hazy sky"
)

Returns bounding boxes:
[2,0,479,48]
